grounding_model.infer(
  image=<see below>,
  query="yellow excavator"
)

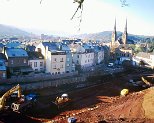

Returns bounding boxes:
[0,84,22,111]
[54,93,72,108]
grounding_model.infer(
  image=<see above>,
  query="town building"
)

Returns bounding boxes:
[36,42,67,74]
[70,43,94,71]
[4,48,32,75]
[28,51,45,72]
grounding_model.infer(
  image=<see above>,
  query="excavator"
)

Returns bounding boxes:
[0,84,22,111]
[0,84,37,112]
[54,93,72,108]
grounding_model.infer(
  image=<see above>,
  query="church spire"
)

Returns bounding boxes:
[111,18,117,46]
[123,19,127,45]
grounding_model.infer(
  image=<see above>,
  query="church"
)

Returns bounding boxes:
[110,19,133,64]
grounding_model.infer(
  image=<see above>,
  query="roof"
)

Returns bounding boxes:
[93,46,102,52]
[0,53,7,61]
[27,51,44,60]
[0,43,4,48]
[42,42,58,52]
[101,45,110,52]
[6,42,22,48]
[82,44,91,50]
[26,45,36,52]
[61,44,71,51]
[0,60,6,71]
[6,48,28,57]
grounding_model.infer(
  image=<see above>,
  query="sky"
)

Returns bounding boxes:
[0,0,154,36]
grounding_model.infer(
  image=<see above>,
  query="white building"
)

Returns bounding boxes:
[93,46,104,64]
[70,43,94,71]
[36,42,67,74]
[28,51,45,72]
[46,51,66,74]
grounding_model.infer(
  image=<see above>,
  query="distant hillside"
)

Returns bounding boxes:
[0,24,30,38]
[73,31,153,43]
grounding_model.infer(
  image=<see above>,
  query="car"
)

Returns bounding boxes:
[25,93,38,102]
[107,63,114,68]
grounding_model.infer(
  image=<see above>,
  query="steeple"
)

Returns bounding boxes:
[122,19,127,45]
[111,19,117,46]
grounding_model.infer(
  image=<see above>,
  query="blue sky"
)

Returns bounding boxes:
[0,0,154,36]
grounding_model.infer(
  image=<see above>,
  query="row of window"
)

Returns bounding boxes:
[76,59,93,64]
[116,53,130,57]
[53,58,70,62]
[11,59,27,64]
[52,63,71,69]
[53,64,64,69]
[85,59,93,63]
[77,54,94,59]
[51,70,75,75]
[29,62,43,67]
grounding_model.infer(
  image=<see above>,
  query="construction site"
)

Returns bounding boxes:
[0,68,154,123]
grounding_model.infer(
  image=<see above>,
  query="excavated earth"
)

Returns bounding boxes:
[0,72,154,123]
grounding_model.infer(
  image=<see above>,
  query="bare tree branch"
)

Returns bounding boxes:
[78,4,83,32]
[71,0,84,20]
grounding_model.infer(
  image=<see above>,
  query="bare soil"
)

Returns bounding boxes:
[1,71,154,123]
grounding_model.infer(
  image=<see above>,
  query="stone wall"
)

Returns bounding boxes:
[0,75,86,93]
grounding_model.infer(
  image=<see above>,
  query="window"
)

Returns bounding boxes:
[37,48,41,53]
[35,69,38,71]
[40,62,43,67]
[61,64,63,68]
[2,73,6,78]
[67,58,70,61]
[34,62,37,67]
[77,55,79,58]
[77,60,79,64]
[24,59,26,63]
[67,64,70,67]
[53,65,56,69]
[60,58,64,62]
[29,62,32,67]
[11,60,13,64]
[54,58,57,62]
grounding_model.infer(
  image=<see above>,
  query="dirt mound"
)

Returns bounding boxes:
[50,87,154,123]
[77,87,154,123]
[143,87,154,119]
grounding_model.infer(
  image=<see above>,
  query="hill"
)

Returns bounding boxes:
[0,24,30,38]
[73,31,153,43]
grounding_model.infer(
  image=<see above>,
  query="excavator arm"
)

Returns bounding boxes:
[141,77,152,86]
[0,84,22,111]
